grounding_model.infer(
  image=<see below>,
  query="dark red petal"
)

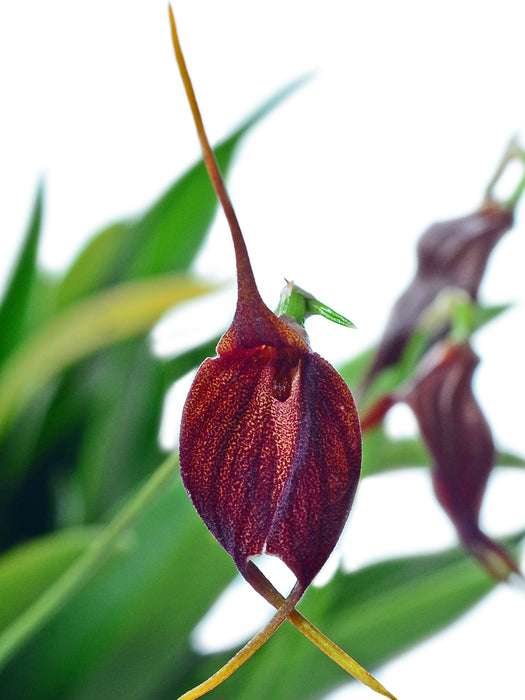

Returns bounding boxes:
[404,342,520,580]
[405,343,492,522]
[265,353,362,587]
[180,347,280,573]
[179,347,361,588]
[416,203,513,290]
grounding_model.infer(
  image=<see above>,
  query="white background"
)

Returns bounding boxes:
[1,2,524,699]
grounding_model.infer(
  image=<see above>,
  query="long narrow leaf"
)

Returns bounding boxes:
[56,223,130,309]
[0,184,44,364]
[0,528,98,631]
[0,275,218,441]
[123,77,309,280]
[56,78,308,310]
[0,477,235,700]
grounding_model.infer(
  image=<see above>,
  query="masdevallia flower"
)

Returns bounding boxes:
[169,8,396,700]
[362,201,514,392]
[180,283,362,589]
[403,340,521,581]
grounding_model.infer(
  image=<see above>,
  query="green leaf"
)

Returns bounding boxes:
[0,528,98,632]
[362,428,430,477]
[0,184,44,365]
[54,78,308,310]
[161,334,221,387]
[182,533,524,700]
[122,78,309,281]
[338,347,376,393]
[72,341,168,521]
[70,333,224,521]
[56,222,130,309]
[0,274,218,442]
[497,450,525,468]
[0,477,236,700]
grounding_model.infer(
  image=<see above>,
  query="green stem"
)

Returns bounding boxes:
[483,136,525,209]
[277,280,355,329]
[506,162,525,210]
[0,451,179,670]
[276,280,307,325]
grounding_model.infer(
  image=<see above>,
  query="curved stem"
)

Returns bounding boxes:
[168,6,261,307]
[0,452,179,671]
[178,581,304,700]
[483,135,525,209]
[244,562,397,700]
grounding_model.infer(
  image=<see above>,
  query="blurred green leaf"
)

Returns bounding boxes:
[0,274,217,442]
[181,532,524,700]
[0,80,309,529]
[362,428,429,477]
[338,347,376,394]
[67,334,224,522]
[0,528,98,632]
[0,477,236,700]
[0,184,43,365]
[56,223,130,309]
[72,341,168,520]
[122,78,309,281]
[161,334,220,387]
[54,78,308,310]
[497,450,525,467]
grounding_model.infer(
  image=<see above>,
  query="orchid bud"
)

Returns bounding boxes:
[402,341,520,581]
[362,201,514,392]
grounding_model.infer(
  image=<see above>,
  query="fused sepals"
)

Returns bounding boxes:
[180,309,361,589]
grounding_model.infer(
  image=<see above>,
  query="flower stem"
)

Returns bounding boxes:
[0,451,179,671]
[178,581,305,700]
[483,135,525,209]
[244,562,398,700]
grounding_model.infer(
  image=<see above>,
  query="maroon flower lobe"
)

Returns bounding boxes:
[403,341,520,580]
[180,317,361,589]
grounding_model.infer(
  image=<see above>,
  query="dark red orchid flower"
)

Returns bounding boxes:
[169,10,396,700]
[169,15,362,599]
[180,325,361,589]
[362,201,514,393]
[358,145,524,581]
[402,341,520,581]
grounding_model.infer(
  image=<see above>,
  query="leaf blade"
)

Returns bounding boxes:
[0,184,44,364]
[0,274,218,440]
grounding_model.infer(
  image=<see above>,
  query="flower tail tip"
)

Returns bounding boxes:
[467,531,522,583]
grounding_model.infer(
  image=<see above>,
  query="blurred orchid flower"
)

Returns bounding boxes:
[402,340,521,581]
[359,143,524,581]
[362,140,525,394]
